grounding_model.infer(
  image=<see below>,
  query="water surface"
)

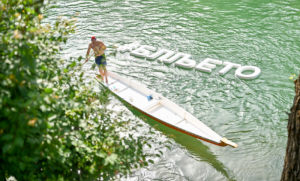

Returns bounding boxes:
[44,0,300,180]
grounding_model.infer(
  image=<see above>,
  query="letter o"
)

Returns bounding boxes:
[235,66,261,79]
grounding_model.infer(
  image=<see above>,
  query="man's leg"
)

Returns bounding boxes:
[103,66,108,83]
[99,55,108,83]
[99,67,104,81]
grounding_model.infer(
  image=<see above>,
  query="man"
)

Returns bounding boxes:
[85,36,108,83]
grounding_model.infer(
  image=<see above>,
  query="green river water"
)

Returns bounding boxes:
[45,0,300,180]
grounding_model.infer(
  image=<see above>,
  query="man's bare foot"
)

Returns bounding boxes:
[96,75,105,82]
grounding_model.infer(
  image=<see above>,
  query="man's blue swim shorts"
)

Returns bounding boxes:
[95,54,107,68]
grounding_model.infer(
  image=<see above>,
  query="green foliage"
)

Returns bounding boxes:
[0,1,167,180]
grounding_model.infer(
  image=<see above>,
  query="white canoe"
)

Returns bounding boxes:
[95,72,238,148]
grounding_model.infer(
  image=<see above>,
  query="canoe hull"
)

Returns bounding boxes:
[95,72,238,148]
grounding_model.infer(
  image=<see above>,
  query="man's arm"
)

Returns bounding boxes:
[86,44,91,61]
[100,42,106,51]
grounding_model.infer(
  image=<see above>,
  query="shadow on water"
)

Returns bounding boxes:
[110,92,236,181]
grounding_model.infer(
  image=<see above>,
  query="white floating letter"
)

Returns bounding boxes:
[117,43,140,53]
[130,45,156,58]
[175,58,196,68]
[160,53,192,64]
[195,58,222,73]
[219,62,241,76]
[235,66,261,79]
[146,49,175,60]
[157,51,176,62]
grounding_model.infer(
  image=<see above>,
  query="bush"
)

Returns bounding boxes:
[0,1,166,180]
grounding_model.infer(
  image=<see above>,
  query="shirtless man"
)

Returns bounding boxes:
[85,36,108,83]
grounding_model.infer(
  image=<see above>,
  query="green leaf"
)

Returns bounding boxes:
[79,72,84,78]
[48,115,57,121]
[15,137,24,147]
[70,61,76,68]
[3,144,13,154]
[96,152,106,158]
[2,134,13,141]
[148,159,154,164]
[44,88,53,94]
[41,66,47,71]
[19,162,26,171]
[105,153,118,165]
[25,7,35,14]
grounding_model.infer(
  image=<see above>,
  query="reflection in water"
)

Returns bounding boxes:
[120,98,235,180]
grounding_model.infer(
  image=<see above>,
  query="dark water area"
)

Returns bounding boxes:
[44,0,300,180]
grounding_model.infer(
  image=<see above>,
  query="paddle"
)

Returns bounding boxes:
[69,52,94,76]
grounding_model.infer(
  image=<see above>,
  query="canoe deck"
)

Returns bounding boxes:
[96,72,238,148]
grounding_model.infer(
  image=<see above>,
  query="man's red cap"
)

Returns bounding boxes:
[91,36,96,41]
